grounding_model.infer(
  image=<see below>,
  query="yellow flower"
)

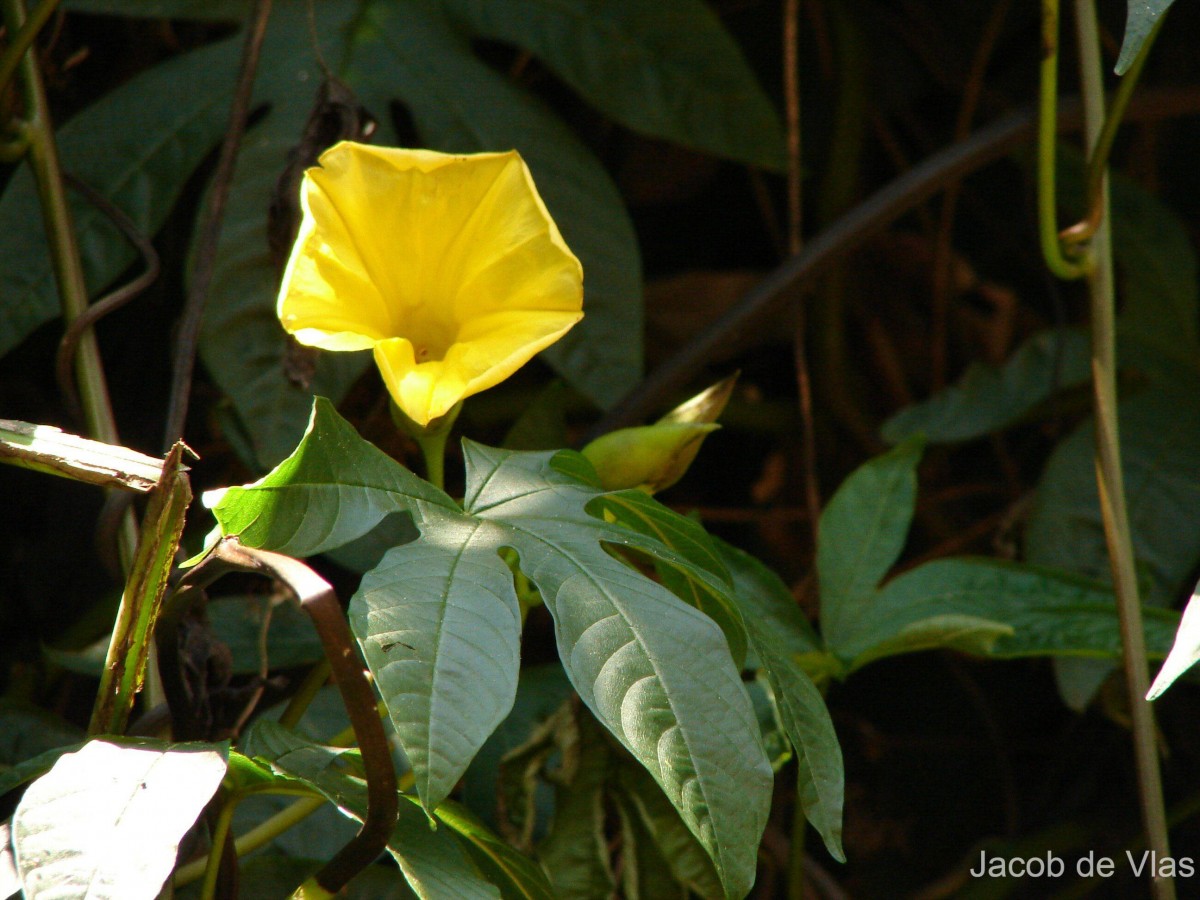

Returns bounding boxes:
[277,142,584,427]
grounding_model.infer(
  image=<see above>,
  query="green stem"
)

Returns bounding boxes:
[391,401,461,492]
[0,0,59,96]
[198,796,238,900]
[4,0,120,453]
[1073,2,1173,897]
[787,789,806,900]
[419,427,448,492]
[279,659,331,730]
[4,0,151,708]
[1064,14,1166,248]
[1037,0,1088,280]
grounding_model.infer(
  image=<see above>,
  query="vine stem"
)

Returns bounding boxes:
[198,795,237,900]
[1072,1,1174,896]
[1037,0,1087,280]
[782,5,822,896]
[783,0,822,551]
[162,0,272,450]
[2,0,134,538]
[1062,14,1165,248]
[0,0,58,95]
[1,0,159,706]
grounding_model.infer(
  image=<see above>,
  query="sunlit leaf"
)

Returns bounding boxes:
[13,739,228,900]
[213,398,771,896]
[1148,580,1200,700]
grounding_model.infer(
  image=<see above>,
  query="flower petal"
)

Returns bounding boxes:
[277,141,585,423]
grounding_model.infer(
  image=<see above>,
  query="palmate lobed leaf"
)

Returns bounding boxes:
[211,398,771,898]
[458,443,771,896]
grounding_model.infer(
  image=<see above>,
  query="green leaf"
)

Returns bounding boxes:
[442,0,785,170]
[818,436,924,650]
[243,721,504,898]
[591,489,747,666]
[209,397,456,557]
[847,615,1015,671]
[13,739,228,900]
[1116,0,1173,75]
[353,518,524,813]
[0,36,238,359]
[215,400,770,896]
[836,557,1180,668]
[1026,383,1200,607]
[346,0,643,409]
[431,801,557,900]
[712,537,843,860]
[881,329,1091,445]
[460,444,771,896]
